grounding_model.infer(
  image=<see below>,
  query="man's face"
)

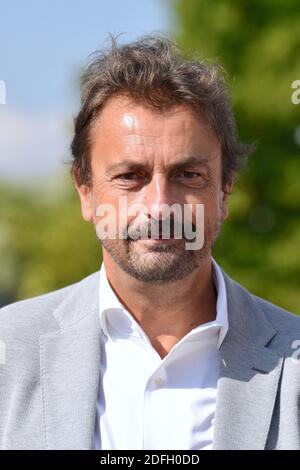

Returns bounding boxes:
[77,95,232,283]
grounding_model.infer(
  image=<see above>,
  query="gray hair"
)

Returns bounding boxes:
[71,34,254,189]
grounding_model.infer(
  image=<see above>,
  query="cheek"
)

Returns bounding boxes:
[200,193,225,229]
[92,178,118,201]
[91,190,145,237]
[187,186,220,216]
[89,182,126,226]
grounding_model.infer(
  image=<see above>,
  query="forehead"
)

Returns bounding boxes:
[93,94,212,136]
[90,94,220,165]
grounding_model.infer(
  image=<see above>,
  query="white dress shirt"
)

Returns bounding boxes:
[94,257,228,450]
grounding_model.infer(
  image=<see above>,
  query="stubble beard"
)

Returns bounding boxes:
[99,214,223,284]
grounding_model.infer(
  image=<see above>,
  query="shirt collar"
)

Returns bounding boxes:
[98,263,126,338]
[99,256,229,349]
[210,257,229,348]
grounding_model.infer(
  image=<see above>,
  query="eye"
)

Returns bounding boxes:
[177,171,201,179]
[172,170,206,188]
[116,172,140,180]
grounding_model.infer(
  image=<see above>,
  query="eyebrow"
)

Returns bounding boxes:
[106,156,211,175]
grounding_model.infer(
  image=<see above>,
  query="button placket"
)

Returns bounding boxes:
[153,375,164,387]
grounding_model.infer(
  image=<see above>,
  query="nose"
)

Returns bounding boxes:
[142,173,177,220]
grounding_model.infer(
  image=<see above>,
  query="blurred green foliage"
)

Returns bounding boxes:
[175,0,300,312]
[0,174,101,305]
[0,0,299,312]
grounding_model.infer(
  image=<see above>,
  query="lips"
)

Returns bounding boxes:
[138,232,177,241]
[141,227,175,239]
[127,219,186,241]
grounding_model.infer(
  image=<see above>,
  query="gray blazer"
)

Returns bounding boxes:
[0,268,300,450]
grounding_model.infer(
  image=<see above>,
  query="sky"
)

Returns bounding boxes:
[0,0,172,184]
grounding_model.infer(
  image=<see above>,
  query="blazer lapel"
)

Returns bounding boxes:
[213,271,284,450]
[40,272,101,450]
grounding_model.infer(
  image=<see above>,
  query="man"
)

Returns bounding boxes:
[0,35,300,450]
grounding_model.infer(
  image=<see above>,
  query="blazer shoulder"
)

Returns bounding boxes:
[251,291,300,351]
[223,268,300,331]
[0,280,78,337]
[222,268,300,353]
[252,293,300,327]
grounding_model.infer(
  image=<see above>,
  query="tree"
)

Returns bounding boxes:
[0,174,101,305]
[175,0,300,312]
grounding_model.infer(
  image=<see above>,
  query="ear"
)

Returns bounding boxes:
[221,177,234,220]
[75,184,94,222]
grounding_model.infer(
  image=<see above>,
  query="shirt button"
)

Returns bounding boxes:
[154,376,164,387]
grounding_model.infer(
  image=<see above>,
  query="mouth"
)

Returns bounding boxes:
[127,221,187,243]
[137,230,179,243]
[140,238,176,244]
[140,228,175,239]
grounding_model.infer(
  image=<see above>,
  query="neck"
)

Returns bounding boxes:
[102,251,217,358]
